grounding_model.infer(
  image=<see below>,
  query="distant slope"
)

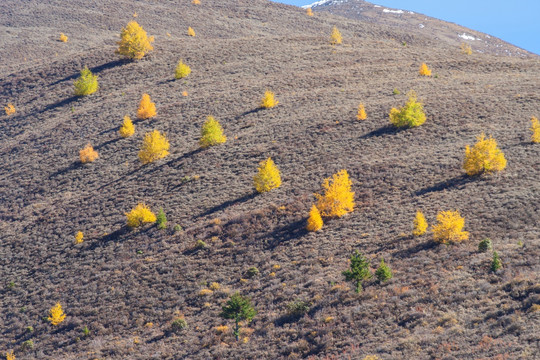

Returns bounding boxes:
[1,0,539,359]
[304,0,535,58]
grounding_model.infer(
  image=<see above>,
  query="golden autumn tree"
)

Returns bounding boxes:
[59,33,68,42]
[357,103,367,120]
[432,210,469,244]
[48,303,66,326]
[4,103,16,116]
[419,62,432,76]
[175,60,192,79]
[116,21,154,60]
[137,93,156,119]
[126,203,157,228]
[412,210,427,236]
[188,27,196,37]
[261,90,278,109]
[74,67,98,96]
[315,169,354,217]
[253,157,281,193]
[75,231,84,244]
[306,205,323,232]
[330,26,342,45]
[79,144,99,163]
[389,90,426,128]
[463,133,507,176]
[138,130,169,164]
[119,115,135,138]
[306,8,314,16]
[200,116,226,148]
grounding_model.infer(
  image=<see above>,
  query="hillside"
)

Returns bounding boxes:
[1,0,539,359]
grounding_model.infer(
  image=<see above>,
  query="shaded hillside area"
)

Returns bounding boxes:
[0,0,539,359]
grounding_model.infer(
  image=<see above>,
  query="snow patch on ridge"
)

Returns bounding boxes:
[383,8,404,14]
[459,33,476,41]
[302,0,331,8]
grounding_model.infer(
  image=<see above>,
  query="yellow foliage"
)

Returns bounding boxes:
[126,203,157,228]
[59,33,68,42]
[74,67,98,96]
[116,21,154,60]
[463,133,507,176]
[306,8,314,16]
[324,316,334,323]
[419,62,432,76]
[306,205,323,232]
[182,91,188,97]
[138,130,169,164]
[432,210,469,244]
[209,282,220,291]
[200,116,227,148]
[412,210,428,236]
[362,356,381,360]
[461,42,472,55]
[137,93,156,119]
[215,325,229,334]
[79,144,99,163]
[357,103,367,120]
[530,116,540,143]
[330,26,342,45]
[192,0,201,4]
[175,60,191,79]
[199,288,213,296]
[389,90,426,128]
[188,27,196,37]
[253,157,281,193]
[119,115,135,138]
[48,303,66,326]
[75,231,84,244]
[261,90,278,108]
[6,351,15,360]
[4,103,16,116]
[315,169,355,218]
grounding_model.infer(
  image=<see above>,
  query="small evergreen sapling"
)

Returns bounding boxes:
[156,208,167,229]
[491,251,502,272]
[220,293,257,341]
[253,157,281,193]
[375,258,392,282]
[342,250,371,293]
[478,238,492,252]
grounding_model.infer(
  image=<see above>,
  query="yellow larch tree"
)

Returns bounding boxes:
[412,210,427,236]
[330,26,342,45]
[419,63,432,76]
[357,103,367,120]
[261,91,278,108]
[119,115,135,138]
[126,203,157,228]
[432,210,469,244]
[48,303,66,326]
[306,205,323,232]
[253,157,281,193]
[530,116,540,143]
[116,21,154,60]
[315,169,354,217]
[137,93,156,119]
[138,130,169,164]
[463,133,506,176]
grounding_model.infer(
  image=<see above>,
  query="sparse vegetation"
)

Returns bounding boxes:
[171,317,188,333]
[79,144,99,163]
[356,103,367,120]
[315,169,354,218]
[175,60,191,79]
[74,67,98,96]
[286,300,311,317]
[59,33,68,42]
[389,90,426,128]
[432,210,469,244]
[260,90,278,108]
[491,251,502,272]
[220,293,256,341]
[48,303,66,326]
[246,266,260,278]
[330,26,342,45]
[156,208,167,229]
[138,130,169,164]
[419,62,432,76]
[463,133,507,176]
[4,103,15,116]
[478,238,492,252]
[375,258,392,282]
[461,42,472,55]
[137,93,156,119]
[74,231,84,244]
[119,115,135,138]
[6,350,15,360]
[116,21,154,60]
[343,250,371,293]
[253,157,281,193]
[412,210,428,236]
[306,205,323,232]
[200,116,227,148]
[126,203,157,228]
[530,116,540,143]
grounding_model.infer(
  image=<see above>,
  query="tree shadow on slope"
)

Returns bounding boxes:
[265,218,307,249]
[48,59,129,87]
[48,161,83,179]
[235,107,264,120]
[41,96,79,113]
[392,240,437,259]
[200,192,258,217]
[359,125,405,139]
[415,174,474,196]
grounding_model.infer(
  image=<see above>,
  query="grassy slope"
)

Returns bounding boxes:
[0,0,539,359]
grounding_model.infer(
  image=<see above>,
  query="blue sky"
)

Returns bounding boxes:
[272,0,540,55]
